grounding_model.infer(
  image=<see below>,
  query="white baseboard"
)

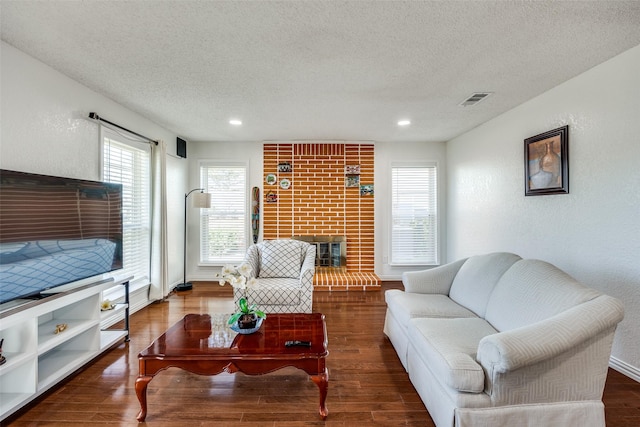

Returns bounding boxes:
[184,276,220,284]
[609,356,640,382]
[377,275,403,281]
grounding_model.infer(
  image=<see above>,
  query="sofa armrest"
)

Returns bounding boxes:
[477,295,624,373]
[299,244,316,290]
[402,258,468,294]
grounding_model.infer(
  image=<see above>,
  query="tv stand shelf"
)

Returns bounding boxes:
[0,277,131,421]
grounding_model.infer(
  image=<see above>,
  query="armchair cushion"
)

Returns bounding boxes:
[258,239,306,279]
[245,278,302,306]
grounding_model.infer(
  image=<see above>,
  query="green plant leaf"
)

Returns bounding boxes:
[227,312,242,325]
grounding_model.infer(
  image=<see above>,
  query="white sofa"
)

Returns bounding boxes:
[383,252,624,427]
[237,239,316,313]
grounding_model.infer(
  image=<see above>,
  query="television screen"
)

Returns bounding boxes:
[0,169,123,305]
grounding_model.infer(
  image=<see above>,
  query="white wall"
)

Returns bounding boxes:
[375,141,447,279]
[446,45,640,378]
[187,140,447,281]
[186,141,264,281]
[0,41,188,292]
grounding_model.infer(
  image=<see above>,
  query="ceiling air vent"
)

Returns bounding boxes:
[459,92,492,107]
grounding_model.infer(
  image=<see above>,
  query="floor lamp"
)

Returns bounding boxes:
[176,188,212,291]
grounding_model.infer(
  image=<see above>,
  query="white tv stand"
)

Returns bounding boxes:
[0,276,131,421]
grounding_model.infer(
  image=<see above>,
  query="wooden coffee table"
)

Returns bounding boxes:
[135,312,329,421]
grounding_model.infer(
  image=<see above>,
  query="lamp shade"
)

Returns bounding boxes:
[192,192,211,208]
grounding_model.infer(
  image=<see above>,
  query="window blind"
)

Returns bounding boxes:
[102,127,151,284]
[390,164,438,265]
[200,163,247,264]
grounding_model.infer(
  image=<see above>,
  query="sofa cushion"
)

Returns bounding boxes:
[385,289,478,329]
[449,252,521,317]
[485,259,602,332]
[402,258,468,294]
[408,317,497,393]
[258,239,305,278]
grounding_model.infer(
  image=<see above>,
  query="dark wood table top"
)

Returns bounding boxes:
[139,312,328,360]
[136,312,330,421]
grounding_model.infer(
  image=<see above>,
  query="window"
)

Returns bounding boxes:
[390,163,438,265]
[102,127,151,284]
[200,163,247,264]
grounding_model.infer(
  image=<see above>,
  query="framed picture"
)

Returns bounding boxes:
[346,175,360,187]
[278,162,292,173]
[265,191,277,203]
[345,165,360,175]
[360,184,374,196]
[524,125,569,196]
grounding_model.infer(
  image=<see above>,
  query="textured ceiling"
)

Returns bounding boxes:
[2,1,640,143]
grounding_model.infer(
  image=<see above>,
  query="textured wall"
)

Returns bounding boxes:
[374,141,448,279]
[0,42,187,290]
[446,45,640,377]
[186,141,264,282]
[190,140,446,284]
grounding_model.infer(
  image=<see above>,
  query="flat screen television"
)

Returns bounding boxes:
[0,169,123,305]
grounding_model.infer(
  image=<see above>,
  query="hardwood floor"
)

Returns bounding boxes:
[5,282,640,426]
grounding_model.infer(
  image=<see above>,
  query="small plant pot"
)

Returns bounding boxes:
[237,313,258,330]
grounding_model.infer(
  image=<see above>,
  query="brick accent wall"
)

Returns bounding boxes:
[263,142,380,290]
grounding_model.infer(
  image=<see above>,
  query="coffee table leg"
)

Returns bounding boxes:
[311,369,329,420]
[135,375,153,421]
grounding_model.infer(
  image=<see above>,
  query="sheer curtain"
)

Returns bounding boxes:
[149,140,169,300]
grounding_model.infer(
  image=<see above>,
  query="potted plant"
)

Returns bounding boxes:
[228,297,266,329]
[216,264,266,330]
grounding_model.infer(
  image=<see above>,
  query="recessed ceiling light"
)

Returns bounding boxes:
[229,119,242,126]
[398,120,411,126]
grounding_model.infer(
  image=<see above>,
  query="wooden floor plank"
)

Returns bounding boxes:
[4,281,639,426]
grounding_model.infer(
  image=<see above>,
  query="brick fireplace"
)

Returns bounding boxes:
[263,143,381,290]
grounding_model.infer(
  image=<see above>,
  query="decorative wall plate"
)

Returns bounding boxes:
[280,178,291,189]
[265,174,277,185]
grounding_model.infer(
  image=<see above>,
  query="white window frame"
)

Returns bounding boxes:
[100,126,151,285]
[389,162,439,266]
[199,161,249,265]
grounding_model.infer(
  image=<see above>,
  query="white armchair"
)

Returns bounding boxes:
[235,239,316,313]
